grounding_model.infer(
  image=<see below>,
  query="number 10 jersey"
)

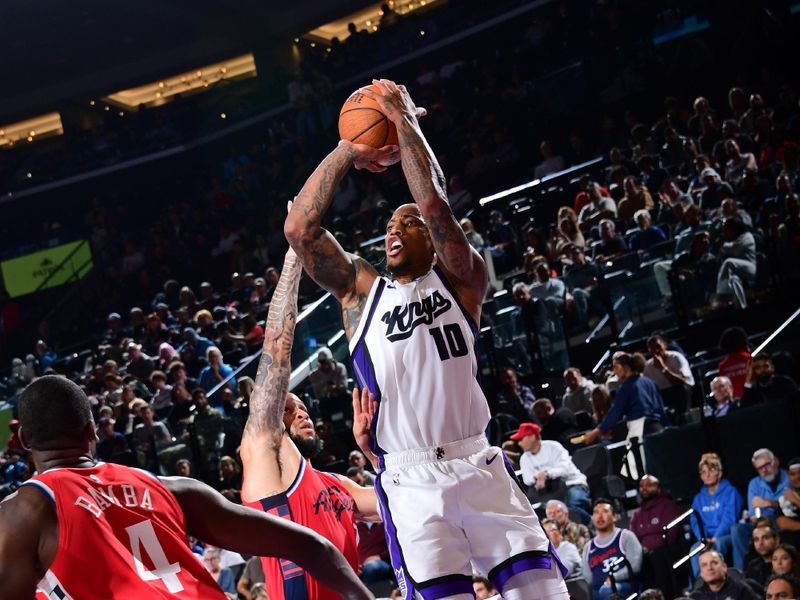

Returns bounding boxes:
[349,267,491,463]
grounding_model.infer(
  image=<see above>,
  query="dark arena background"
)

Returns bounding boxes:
[1,0,800,598]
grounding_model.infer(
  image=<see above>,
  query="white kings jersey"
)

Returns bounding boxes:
[348,266,491,466]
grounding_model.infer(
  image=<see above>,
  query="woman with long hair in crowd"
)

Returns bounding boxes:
[772,544,800,577]
[554,215,586,255]
[582,352,668,445]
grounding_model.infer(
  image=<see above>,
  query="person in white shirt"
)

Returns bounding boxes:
[643,333,695,417]
[512,422,591,524]
[543,519,582,576]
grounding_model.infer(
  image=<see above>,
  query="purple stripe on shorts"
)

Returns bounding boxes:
[375,473,415,599]
[549,542,570,579]
[418,577,473,600]
[491,555,552,592]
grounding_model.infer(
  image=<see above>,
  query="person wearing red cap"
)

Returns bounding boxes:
[512,423,591,525]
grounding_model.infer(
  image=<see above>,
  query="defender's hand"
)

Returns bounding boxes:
[352,387,378,467]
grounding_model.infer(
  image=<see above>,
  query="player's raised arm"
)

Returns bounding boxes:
[163,476,374,600]
[284,144,390,308]
[240,225,305,500]
[244,246,302,440]
[362,79,488,307]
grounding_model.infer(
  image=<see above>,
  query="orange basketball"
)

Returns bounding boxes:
[338,85,398,148]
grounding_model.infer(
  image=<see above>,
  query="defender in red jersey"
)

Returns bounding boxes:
[0,375,373,600]
[240,231,379,600]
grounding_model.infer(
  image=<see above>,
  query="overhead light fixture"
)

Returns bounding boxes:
[0,112,64,149]
[103,53,257,111]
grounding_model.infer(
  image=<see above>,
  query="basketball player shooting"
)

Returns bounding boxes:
[285,78,569,600]
[240,209,378,600]
[0,375,373,599]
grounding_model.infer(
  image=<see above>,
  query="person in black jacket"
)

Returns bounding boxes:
[742,354,799,407]
[691,550,760,600]
[744,524,779,586]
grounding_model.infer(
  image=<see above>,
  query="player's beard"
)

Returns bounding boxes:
[291,433,323,459]
[386,250,435,277]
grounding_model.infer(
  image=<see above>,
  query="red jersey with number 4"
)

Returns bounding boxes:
[243,459,359,600]
[23,462,226,599]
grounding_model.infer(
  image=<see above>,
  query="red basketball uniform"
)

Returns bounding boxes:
[243,459,359,600]
[23,462,226,599]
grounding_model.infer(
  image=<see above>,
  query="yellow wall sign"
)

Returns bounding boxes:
[1,240,93,298]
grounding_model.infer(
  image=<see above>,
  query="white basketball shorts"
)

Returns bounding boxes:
[374,434,568,600]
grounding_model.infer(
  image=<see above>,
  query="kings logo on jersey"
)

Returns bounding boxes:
[380,290,452,342]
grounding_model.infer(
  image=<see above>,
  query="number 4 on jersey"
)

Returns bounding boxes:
[126,520,184,593]
[428,323,468,361]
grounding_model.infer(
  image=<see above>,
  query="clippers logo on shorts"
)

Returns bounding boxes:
[312,485,356,521]
[380,290,452,341]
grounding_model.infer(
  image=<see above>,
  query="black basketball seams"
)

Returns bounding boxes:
[349,116,388,144]
[340,106,386,116]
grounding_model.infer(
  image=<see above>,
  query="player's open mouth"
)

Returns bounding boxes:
[387,240,403,257]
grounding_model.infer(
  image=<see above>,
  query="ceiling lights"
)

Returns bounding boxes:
[103,53,257,111]
[0,112,63,148]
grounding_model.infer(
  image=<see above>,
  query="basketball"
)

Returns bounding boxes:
[338,85,398,148]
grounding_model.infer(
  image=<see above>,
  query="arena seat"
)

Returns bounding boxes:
[571,444,626,517]
[565,576,592,600]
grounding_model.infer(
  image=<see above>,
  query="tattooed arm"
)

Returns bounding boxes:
[362,79,487,318]
[240,248,303,502]
[284,143,386,338]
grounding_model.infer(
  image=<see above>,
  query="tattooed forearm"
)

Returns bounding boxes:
[396,120,474,275]
[397,118,447,204]
[285,144,360,299]
[245,253,302,444]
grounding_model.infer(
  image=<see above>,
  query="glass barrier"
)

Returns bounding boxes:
[603,260,676,343]
[483,290,570,379]
[291,294,348,371]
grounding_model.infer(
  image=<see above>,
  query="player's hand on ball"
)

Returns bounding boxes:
[341,140,399,172]
[361,79,428,125]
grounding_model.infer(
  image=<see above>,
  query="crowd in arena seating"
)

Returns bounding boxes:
[1,1,799,598]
